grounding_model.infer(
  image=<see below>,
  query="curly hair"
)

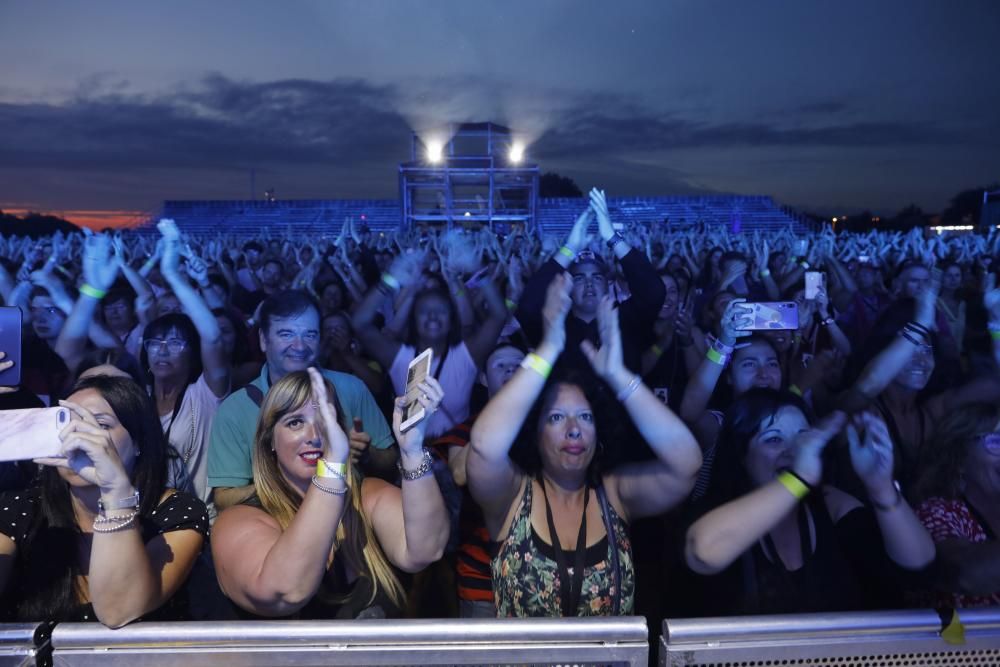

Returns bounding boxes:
[912,402,1000,503]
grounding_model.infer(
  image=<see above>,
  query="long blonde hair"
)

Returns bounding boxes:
[251,371,404,608]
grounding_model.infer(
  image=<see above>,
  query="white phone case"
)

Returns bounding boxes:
[400,348,434,433]
[0,407,71,462]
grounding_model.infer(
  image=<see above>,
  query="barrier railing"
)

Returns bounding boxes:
[0,623,51,667]
[50,616,649,666]
[660,607,1000,667]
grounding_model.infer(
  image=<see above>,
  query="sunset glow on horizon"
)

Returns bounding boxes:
[0,207,152,230]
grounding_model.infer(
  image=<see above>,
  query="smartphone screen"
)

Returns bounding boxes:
[740,302,800,331]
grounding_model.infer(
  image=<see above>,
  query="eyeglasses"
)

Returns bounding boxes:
[977,432,1000,455]
[143,338,188,354]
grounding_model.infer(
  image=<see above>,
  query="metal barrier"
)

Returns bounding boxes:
[50,617,649,666]
[660,607,1000,667]
[0,623,52,667]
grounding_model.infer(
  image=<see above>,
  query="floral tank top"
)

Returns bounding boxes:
[492,479,635,617]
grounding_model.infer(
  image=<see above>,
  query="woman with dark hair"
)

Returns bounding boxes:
[142,221,230,506]
[468,275,702,617]
[0,375,208,626]
[641,271,700,412]
[684,388,934,616]
[211,368,449,618]
[913,402,1000,607]
[212,307,260,388]
[352,251,508,438]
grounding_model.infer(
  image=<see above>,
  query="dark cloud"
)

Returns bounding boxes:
[0,73,988,212]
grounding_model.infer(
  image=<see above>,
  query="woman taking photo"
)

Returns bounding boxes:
[0,375,208,626]
[467,274,702,617]
[211,368,449,618]
[684,389,934,616]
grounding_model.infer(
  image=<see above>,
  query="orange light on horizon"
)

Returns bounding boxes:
[1,208,152,230]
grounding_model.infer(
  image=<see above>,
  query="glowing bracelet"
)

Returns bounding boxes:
[759,269,771,278]
[788,384,804,397]
[558,246,576,260]
[650,344,664,358]
[505,298,517,311]
[777,470,810,500]
[705,348,727,366]
[520,353,552,379]
[990,330,1000,342]
[80,283,107,300]
[316,459,348,480]
[380,272,401,291]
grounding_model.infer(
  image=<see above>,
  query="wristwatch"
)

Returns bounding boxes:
[606,232,626,250]
[97,489,140,515]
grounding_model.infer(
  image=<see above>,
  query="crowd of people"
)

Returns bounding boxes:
[0,190,998,628]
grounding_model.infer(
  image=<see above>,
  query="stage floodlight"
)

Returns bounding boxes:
[510,143,525,163]
[427,142,444,164]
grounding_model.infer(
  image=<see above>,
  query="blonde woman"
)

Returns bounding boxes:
[212,368,449,618]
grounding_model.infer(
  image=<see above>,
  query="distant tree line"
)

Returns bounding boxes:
[0,211,79,238]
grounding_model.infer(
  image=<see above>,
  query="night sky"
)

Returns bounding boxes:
[1,0,998,226]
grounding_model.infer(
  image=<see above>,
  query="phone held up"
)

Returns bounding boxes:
[400,347,433,433]
[0,407,71,462]
[0,306,22,388]
[739,302,799,331]
[804,271,826,300]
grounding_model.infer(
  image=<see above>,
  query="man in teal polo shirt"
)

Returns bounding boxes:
[208,290,395,511]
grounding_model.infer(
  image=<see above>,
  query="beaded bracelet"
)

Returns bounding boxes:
[92,509,140,534]
[311,476,349,496]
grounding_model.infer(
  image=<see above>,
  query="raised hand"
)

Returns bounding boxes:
[564,207,594,255]
[913,268,941,328]
[157,219,184,278]
[791,411,847,486]
[541,272,573,351]
[82,232,120,292]
[589,188,614,242]
[580,295,625,383]
[846,411,895,495]
[719,298,753,345]
[307,367,350,464]
[393,376,444,454]
[386,250,424,289]
[38,399,134,496]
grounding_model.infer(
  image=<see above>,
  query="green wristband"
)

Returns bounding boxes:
[80,283,107,300]
[558,246,576,260]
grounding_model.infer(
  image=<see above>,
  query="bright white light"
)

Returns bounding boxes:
[427,141,443,164]
[832,217,838,223]
[510,143,525,163]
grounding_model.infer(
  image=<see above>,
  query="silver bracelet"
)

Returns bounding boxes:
[310,476,349,496]
[397,448,433,481]
[616,374,642,402]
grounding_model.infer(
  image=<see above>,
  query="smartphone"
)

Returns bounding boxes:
[400,347,433,433]
[740,302,800,331]
[804,271,825,300]
[858,255,871,263]
[0,306,22,387]
[0,407,71,461]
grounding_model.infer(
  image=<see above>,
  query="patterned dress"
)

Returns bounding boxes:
[492,479,635,617]
[917,497,1000,608]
